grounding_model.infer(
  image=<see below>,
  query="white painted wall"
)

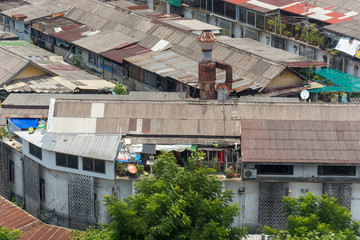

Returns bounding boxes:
[224,180,244,228]
[182,8,193,19]
[258,31,271,46]
[244,181,259,232]
[351,183,360,222]
[39,166,69,225]
[9,148,24,200]
[23,140,116,180]
[94,178,134,223]
[232,23,242,38]
[285,39,300,55]
[288,182,322,199]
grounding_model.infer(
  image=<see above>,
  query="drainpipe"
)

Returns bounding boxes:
[215,61,233,90]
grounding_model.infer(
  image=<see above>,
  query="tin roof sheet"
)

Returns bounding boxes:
[41,133,122,161]
[100,44,150,64]
[125,50,261,91]
[0,195,70,240]
[0,47,29,85]
[51,26,91,42]
[71,31,138,54]
[241,119,360,164]
[2,2,69,22]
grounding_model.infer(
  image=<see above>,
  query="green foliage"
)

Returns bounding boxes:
[221,28,228,35]
[0,225,21,240]
[70,224,113,240]
[264,193,360,240]
[267,19,275,31]
[113,83,128,95]
[72,55,82,67]
[104,151,247,240]
[0,127,10,139]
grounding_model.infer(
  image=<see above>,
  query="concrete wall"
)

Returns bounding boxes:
[9,148,23,202]
[224,180,244,228]
[258,31,271,46]
[39,166,69,226]
[23,140,116,180]
[243,181,259,232]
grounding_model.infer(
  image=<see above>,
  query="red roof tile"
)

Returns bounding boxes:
[241,120,360,164]
[0,196,70,240]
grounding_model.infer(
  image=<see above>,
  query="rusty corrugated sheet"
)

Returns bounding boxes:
[280,61,330,68]
[51,26,91,42]
[0,108,49,119]
[241,119,360,164]
[100,44,150,64]
[0,196,70,240]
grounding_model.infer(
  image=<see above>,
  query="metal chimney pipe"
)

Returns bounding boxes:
[197,31,217,100]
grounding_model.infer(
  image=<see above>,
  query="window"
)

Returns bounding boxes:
[354,66,358,76]
[256,13,265,29]
[247,11,256,26]
[318,166,356,176]
[255,165,294,175]
[9,160,15,183]
[83,158,106,174]
[239,8,246,23]
[29,143,42,160]
[39,178,45,201]
[88,51,98,66]
[56,153,78,169]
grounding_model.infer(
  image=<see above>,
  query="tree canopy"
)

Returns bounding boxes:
[264,192,360,240]
[0,226,21,240]
[103,152,246,240]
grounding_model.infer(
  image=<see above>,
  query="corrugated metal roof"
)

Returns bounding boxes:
[51,26,91,42]
[0,108,49,119]
[2,2,69,22]
[125,50,261,91]
[100,44,150,64]
[4,75,73,93]
[0,195,70,240]
[324,19,360,39]
[241,119,360,164]
[0,42,115,92]
[164,19,222,31]
[0,47,29,85]
[71,30,138,54]
[41,133,122,161]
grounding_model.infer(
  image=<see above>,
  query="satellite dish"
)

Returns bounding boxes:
[300,90,310,100]
[127,164,137,174]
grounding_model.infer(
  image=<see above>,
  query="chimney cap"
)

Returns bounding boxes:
[197,30,216,51]
[11,14,27,20]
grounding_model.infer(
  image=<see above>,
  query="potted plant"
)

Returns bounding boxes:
[225,166,235,179]
[116,162,128,177]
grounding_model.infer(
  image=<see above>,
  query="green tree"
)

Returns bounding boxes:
[113,83,128,95]
[0,226,21,240]
[104,152,247,240]
[264,192,360,240]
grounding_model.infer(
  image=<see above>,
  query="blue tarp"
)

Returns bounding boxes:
[11,118,38,130]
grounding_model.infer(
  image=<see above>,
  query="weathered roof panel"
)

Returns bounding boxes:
[241,119,360,164]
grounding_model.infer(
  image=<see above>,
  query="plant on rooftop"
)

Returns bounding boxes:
[263,192,360,240]
[267,18,275,32]
[103,151,247,240]
[113,83,128,95]
[0,225,21,240]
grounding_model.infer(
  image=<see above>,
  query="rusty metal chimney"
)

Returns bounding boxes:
[197,30,217,100]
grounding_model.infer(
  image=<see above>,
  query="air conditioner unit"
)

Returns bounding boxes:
[243,168,257,179]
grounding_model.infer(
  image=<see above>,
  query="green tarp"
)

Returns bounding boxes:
[168,0,181,7]
[309,68,360,93]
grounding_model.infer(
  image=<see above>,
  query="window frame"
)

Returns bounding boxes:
[29,143,42,160]
[56,153,78,169]
[318,166,356,176]
[88,51,98,67]
[255,164,294,175]
[82,157,106,174]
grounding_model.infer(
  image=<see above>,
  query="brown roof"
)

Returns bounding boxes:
[241,119,360,164]
[0,196,70,240]
[0,108,49,119]
[100,44,150,64]
[51,26,91,42]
